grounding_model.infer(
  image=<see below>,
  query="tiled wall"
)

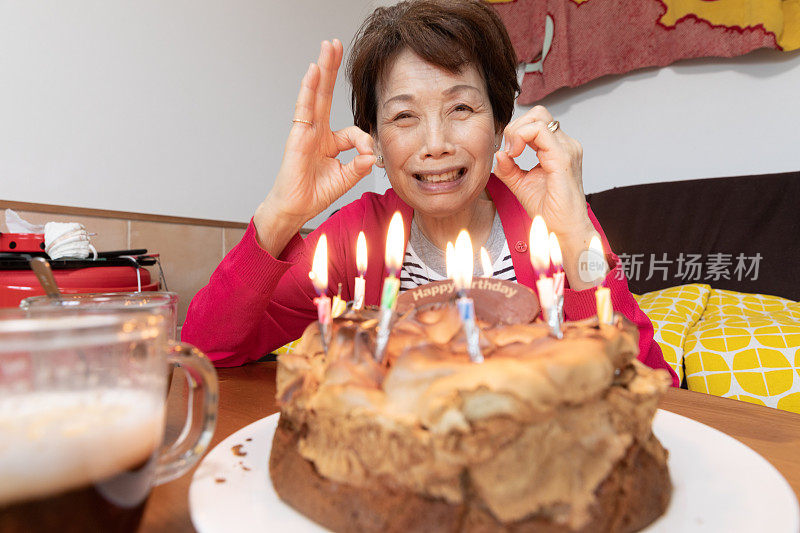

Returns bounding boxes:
[1,209,246,326]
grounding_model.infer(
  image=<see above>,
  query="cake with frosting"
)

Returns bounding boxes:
[269,281,672,532]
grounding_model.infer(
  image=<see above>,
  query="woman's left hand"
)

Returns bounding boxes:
[494,105,603,289]
[493,105,592,238]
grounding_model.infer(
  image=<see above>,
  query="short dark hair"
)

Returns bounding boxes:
[347,0,519,134]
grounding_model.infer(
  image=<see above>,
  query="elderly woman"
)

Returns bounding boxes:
[182,0,677,385]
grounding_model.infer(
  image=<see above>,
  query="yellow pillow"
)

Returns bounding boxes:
[684,289,800,414]
[633,284,711,384]
[273,337,302,357]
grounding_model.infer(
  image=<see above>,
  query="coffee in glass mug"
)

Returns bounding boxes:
[0,311,218,532]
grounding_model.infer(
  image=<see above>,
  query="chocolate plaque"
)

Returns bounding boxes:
[396,279,540,325]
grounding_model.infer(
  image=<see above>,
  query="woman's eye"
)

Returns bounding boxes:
[393,112,412,121]
[454,104,474,113]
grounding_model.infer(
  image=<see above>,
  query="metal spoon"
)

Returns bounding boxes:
[29,256,62,301]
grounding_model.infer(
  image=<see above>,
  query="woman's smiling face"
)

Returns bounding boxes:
[375,49,500,218]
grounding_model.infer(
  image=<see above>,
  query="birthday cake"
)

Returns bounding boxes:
[269,280,672,532]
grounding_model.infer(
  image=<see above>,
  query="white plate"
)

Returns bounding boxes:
[189,411,800,532]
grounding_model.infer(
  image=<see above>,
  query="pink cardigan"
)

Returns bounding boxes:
[182,176,679,386]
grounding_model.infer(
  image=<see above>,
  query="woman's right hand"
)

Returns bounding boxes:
[254,39,376,256]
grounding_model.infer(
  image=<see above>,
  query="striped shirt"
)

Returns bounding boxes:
[399,213,517,292]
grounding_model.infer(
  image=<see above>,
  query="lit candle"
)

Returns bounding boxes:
[530,216,553,307]
[353,231,367,310]
[549,232,565,338]
[530,216,550,278]
[536,276,555,318]
[549,232,564,292]
[530,216,560,338]
[375,211,404,362]
[309,234,332,348]
[331,283,347,318]
[480,246,493,278]
[445,241,455,280]
[380,212,404,309]
[589,235,613,324]
[453,230,483,363]
[596,286,613,325]
[588,235,608,282]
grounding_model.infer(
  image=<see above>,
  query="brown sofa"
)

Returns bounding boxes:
[586,171,799,301]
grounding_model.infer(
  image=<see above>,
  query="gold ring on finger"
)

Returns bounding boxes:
[292,118,313,126]
[546,120,559,133]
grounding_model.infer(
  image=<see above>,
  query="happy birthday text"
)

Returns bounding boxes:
[410,279,519,301]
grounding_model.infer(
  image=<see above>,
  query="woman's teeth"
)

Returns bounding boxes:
[414,168,465,183]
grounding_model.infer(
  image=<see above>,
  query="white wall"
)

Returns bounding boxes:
[0,0,382,227]
[2,1,799,227]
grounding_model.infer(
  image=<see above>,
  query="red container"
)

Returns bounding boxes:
[0,266,158,308]
[0,232,46,253]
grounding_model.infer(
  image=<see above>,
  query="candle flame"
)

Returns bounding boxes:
[384,212,404,274]
[310,234,328,294]
[549,232,562,268]
[588,234,603,258]
[480,247,493,277]
[530,215,550,274]
[453,230,474,292]
[445,241,455,280]
[356,231,367,276]
[588,234,607,282]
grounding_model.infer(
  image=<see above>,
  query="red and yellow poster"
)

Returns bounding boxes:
[487,0,800,103]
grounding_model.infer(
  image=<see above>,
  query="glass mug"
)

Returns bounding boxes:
[20,291,180,341]
[0,310,218,533]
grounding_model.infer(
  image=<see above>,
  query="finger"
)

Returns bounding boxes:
[493,150,526,187]
[502,116,530,156]
[293,63,320,127]
[333,126,374,155]
[507,105,553,133]
[341,154,377,185]
[525,105,554,123]
[334,38,344,69]
[505,121,560,158]
[503,105,555,155]
[313,39,343,126]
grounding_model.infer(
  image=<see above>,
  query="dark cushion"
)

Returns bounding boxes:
[586,171,800,301]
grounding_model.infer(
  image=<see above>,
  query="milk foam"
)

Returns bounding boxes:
[0,389,164,507]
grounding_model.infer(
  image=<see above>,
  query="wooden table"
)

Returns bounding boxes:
[140,362,800,532]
